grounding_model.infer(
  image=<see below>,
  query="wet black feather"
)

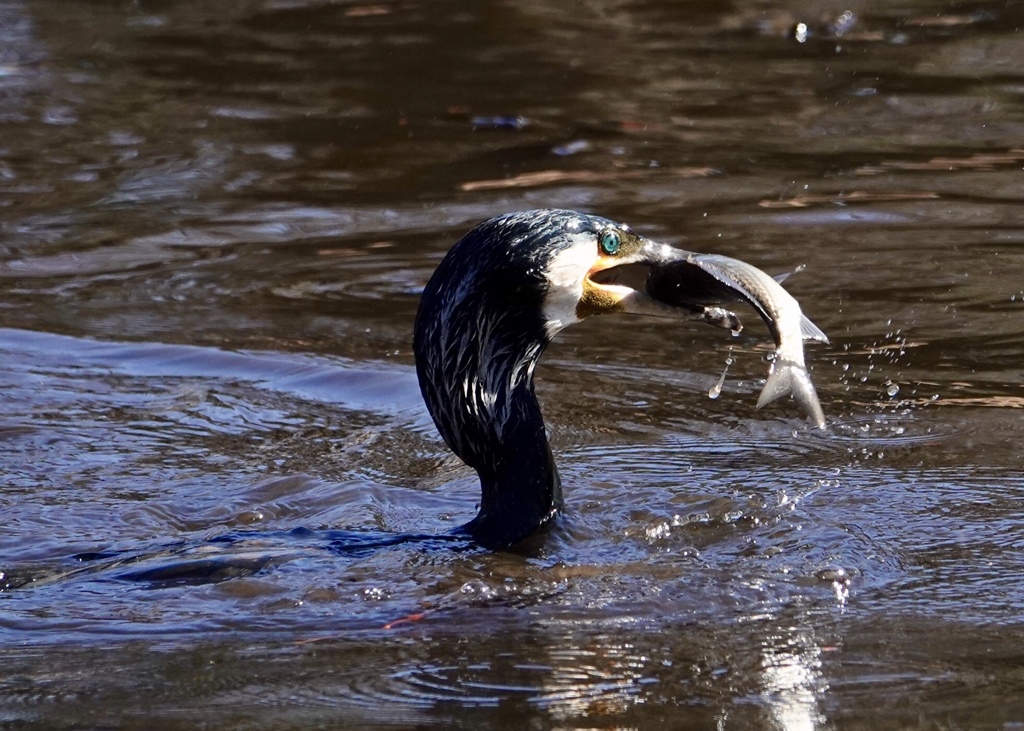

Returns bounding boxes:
[413,210,610,548]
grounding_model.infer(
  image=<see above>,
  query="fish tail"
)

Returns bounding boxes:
[757,359,826,428]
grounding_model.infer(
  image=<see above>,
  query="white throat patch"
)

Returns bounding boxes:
[541,231,597,339]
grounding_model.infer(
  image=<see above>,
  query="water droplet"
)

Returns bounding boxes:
[460,580,496,598]
[815,567,849,584]
[885,381,900,397]
[363,586,390,601]
[708,347,732,399]
[645,522,671,540]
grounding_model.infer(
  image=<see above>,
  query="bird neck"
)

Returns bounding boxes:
[414,215,577,548]
[414,311,563,548]
[461,373,564,549]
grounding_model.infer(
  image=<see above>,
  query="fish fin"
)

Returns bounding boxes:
[757,359,826,428]
[773,264,807,284]
[800,314,829,344]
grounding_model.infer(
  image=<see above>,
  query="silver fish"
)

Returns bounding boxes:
[646,253,828,427]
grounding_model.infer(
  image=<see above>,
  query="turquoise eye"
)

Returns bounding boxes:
[599,230,621,256]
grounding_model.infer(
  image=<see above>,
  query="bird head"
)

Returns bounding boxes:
[534,210,741,337]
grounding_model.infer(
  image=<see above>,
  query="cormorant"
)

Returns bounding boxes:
[415,209,827,550]
[0,210,822,590]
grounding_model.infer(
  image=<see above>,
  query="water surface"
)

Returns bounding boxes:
[3,1,1024,728]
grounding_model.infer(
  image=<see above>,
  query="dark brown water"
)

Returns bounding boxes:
[2,1,1024,728]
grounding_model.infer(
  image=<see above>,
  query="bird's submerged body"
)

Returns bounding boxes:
[414,209,827,549]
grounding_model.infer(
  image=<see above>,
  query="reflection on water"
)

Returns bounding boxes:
[760,627,827,731]
[3,0,1024,728]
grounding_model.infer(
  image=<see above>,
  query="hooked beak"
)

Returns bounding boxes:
[585,238,744,334]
